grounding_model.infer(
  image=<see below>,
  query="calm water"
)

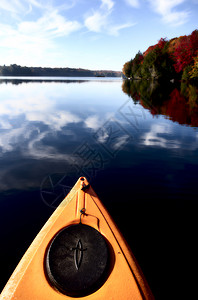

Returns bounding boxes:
[0,78,197,299]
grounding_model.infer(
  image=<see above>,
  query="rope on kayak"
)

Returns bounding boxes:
[80,208,86,223]
[81,183,90,191]
[79,208,100,230]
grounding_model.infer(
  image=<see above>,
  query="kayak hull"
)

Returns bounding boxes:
[1,177,154,300]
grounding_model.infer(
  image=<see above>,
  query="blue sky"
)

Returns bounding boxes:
[0,0,197,71]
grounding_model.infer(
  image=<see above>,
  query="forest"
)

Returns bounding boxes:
[123,29,198,81]
[0,65,121,77]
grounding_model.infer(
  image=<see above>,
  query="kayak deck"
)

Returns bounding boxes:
[1,177,154,299]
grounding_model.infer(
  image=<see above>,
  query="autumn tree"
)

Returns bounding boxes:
[122,60,133,78]
[123,29,198,81]
[172,30,198,73]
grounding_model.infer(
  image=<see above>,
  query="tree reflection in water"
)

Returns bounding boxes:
[122,79,198,127]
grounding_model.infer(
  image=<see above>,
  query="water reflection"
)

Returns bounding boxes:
[141,124,180,148]
[122,80,198,127]
[0,79,123,192]
[0,79,198,299]
[0,77,119,85]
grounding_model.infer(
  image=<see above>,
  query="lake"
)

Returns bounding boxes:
[0,77,197,299]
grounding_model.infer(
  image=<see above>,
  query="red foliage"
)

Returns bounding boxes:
[191,29,198,50]
[172,30,198,73]
[139,54,144,63]
[157,38,167,49]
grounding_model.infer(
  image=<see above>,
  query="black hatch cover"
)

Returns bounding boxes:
[45,224,110,297]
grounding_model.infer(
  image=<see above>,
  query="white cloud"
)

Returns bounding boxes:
[84,0,134,35]
[0,119,12,130]
[0,1,81,66]
[125,0,140,8]
[101,0,115,10]
[84,115,102,130]
[148,0,190,26]
[19,10,81,37]
[108,22,136,36]
[20,10,80,38]
[0,0,25,13]
[0,0,77,15]
[0,0,49,18]
[0,9,81,66]
[162,10,189,26]
[84,0,113,33]
[150,0,184,15]
[84,11,108,33]
[28,0,43,8]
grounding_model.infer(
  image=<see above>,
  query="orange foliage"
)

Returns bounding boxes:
[143,45,157,57]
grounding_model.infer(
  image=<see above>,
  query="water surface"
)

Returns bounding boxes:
[0,78,197,299]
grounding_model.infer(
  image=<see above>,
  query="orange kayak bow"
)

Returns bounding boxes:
[1,177,154,300]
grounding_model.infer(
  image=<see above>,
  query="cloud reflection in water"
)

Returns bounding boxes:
[141,124,181,149]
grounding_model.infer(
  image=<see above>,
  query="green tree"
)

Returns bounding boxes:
[141,47,161,79]
[131,51,143,78]
[141,47,175,79]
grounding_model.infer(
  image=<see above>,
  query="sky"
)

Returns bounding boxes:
[0,0,197,71]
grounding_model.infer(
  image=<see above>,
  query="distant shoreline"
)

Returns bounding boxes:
[0,64,121,77]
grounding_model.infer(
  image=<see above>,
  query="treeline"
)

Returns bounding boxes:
[123,29,198,81]
[0,64,121,77]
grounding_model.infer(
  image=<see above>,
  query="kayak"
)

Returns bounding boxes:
[1,177,154,299]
